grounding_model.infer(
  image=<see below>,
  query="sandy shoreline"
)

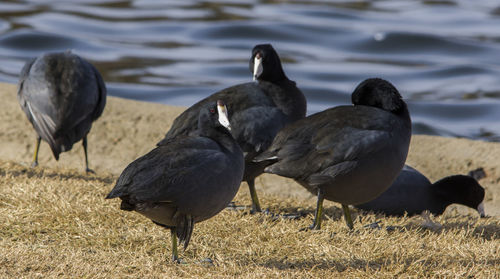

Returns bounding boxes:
[1,82,498,217]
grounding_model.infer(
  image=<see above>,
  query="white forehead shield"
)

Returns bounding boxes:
[253,53,263,81]
[217,100,231,131]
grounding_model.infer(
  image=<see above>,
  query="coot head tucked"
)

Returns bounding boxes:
[107,100,244,262]
[351,77,406,114]
[255,78,411,230]
[17,51,106,173]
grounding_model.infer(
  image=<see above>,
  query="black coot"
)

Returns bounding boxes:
[17,51,106,173]
[355,165,486,217]
[158,44,306,213]
[255,78,411,230]
[106,100,244,262]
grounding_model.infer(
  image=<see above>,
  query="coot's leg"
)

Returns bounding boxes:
[248,179,262,213]
[31,136,41,168]
[170,228,180,263]
[342,204,354,230]
[309,188,324,230]
[226,178,262,213]
[82,136,95,173]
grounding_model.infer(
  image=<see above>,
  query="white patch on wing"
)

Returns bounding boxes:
[27,102,56,144]
[253,56,263,81]
[28,102,56,132]
[40,111,56,131]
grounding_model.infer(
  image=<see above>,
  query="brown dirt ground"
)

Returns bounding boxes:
[1,82,499,216]
[0,82,499,278]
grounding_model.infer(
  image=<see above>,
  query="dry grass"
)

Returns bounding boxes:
[0,161,499,279]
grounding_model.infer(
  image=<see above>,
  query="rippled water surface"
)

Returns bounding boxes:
[2,0,500,140]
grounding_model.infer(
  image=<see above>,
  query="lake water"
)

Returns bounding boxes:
[1,0,500,141]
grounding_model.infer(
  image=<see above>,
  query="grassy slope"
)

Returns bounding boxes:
[0,161,498,278]
[1,82,499,278]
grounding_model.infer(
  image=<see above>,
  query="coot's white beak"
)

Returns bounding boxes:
[217,100,231,131]
[477,201,486,218]
[253,53,263,81]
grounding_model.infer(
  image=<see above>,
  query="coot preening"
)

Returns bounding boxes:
[17,51,106,173]
[106,101,244,262]
[158,44,306,213]
[355,165,486,217]
[255,78,411,230]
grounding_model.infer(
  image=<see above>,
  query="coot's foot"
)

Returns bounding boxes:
[363,221,382,229]
[226,201,249,211]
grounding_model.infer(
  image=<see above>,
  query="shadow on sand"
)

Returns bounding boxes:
[0,162,115,185]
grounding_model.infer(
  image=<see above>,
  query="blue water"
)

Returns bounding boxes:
[2,0,500,140]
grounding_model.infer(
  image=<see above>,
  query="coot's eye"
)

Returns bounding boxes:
[210,108,215,113]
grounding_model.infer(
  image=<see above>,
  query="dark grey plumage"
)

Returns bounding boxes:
[17,51,106,172]
[158,44,306,213]
[355,165,486,217]
[106,101,244,262]
[255,78,412,230]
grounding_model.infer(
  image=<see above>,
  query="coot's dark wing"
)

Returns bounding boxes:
[258,106,396,181]
[18,58,36,90]
[53,56,102,132]
[17,58,59,150]
[159,82,277,146]
[230,106,287,155]
[88,61,107,120]
[161,101,208,142]
[108,137,230,203]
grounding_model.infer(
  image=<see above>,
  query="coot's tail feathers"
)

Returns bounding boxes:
[49,137,76,161]
[105,186,125,199]
[175,214,195,250]
[48,142,61,161]
[119,199,135,211]
[105,190,135,211]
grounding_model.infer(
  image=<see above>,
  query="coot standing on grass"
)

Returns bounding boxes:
[355,165,486,217]
[106,101,244,262]
[17,51,106,173]
[255,78,411,230]
[158,44,306,213]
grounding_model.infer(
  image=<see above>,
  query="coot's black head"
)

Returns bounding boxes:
[197,100,231,136]
[249,44,287,83]
[434,175,486,217]
[351,78,406,115]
